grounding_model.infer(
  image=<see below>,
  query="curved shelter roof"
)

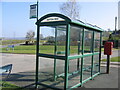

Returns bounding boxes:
[36,13,103,32]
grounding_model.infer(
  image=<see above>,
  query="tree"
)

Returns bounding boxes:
[60,0,80,46]
[26,30,35,42]
[60,0,80,20]
[39,34,44,40]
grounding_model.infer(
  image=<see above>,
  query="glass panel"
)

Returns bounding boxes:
[83,56,92,80]
[84,29,93,53]
[39,25,66,55]
[93,54,99,74]
[68,58,81,87]
[56,26,66,56]
[39,26,55,54]
[70,25,83,55]
[94,32,100,52]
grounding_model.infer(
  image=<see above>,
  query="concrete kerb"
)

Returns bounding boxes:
[101,62,120,65]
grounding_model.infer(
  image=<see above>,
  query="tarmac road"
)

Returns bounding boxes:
[1,49,119,89]
[1,50,119,73]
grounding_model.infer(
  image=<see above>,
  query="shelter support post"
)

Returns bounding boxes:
[80,28,85,86]
[91,31,95,79]
[99,32,102,73]
[77,30,81,70]
[64,24,70,89]
[54,27,57,81]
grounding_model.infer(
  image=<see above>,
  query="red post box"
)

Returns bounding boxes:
[104,42,113,55]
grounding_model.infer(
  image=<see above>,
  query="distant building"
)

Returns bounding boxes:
[118,1,120,30]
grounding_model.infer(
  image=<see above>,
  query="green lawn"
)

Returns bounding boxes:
[1,44,119,55]
[1,45,71,54]
[1,45,63,54]
[102,56,120,62]
[0,81,20,89]
[1,45,100,54]
[2,40,26,45]
[1,45,36,54]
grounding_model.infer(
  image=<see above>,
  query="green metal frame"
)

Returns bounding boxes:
[91,31,95,79]
[80,28,85,87]
[77,28,81,70]
[53,26,57,81]
[35,13,103,89]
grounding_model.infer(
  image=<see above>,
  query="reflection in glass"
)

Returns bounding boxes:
[84,29,93,53]
[70,26,83,55]
[94,32,100,52]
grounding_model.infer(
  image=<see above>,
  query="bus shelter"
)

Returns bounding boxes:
[35,13,103,89]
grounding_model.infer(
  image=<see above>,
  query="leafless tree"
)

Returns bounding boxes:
[39,34,44,40]
[26,30,35,42]
[60,0,80,44]
[60,0,80,20]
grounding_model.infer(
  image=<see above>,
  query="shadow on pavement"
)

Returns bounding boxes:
[2,66,119,89]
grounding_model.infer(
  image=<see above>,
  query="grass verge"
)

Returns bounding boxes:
[0,81,20,89]
[102,56,120,62]
[1,45,119,55]
[2,40,26,45]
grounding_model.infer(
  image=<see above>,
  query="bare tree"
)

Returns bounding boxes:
[26,30,35,42]
[60,0,80,44]
[39,34,44,40]
[60,0,80,20]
